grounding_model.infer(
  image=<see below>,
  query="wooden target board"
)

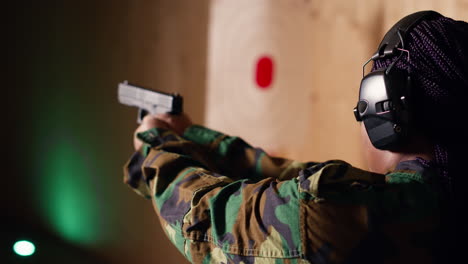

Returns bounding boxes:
[205,0,315,158]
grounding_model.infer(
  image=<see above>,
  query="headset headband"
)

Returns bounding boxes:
[371,10,441,60]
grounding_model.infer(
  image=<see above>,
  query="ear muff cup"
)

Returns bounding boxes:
[357,69,411,150]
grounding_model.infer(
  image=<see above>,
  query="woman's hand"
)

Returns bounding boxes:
[153,113,193,136]
[133,113,193,151]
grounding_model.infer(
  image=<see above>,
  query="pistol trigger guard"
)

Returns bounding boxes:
[137,108,149,124]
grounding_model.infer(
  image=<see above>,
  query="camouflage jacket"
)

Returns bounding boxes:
[124,125,441,264]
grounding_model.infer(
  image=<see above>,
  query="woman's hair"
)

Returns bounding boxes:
[371,13,468,259]
[372,14,468,191]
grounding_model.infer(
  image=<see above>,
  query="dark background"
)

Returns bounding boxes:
[6,1,207,263]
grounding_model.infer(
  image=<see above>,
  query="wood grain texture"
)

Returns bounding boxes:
[205,0,383,166]
[204,0,468,169]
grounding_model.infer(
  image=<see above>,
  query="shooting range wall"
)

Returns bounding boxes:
[6,0,468,263]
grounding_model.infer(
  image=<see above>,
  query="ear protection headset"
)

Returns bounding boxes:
[354,10,441,150]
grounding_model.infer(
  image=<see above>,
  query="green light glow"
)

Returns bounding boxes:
[13,240,36,256]
[37,138,102,245]
[28,26,114,246]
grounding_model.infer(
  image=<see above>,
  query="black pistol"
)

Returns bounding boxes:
[118,81,183,123]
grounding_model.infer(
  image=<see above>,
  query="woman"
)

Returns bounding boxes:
[125,11,467,263]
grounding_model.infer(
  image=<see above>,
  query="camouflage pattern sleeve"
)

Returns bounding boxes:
[182,125,316,181]
[124,127,440,264]
[124,127,307,263]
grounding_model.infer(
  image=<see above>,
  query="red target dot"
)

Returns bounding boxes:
[255,56,274,90]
